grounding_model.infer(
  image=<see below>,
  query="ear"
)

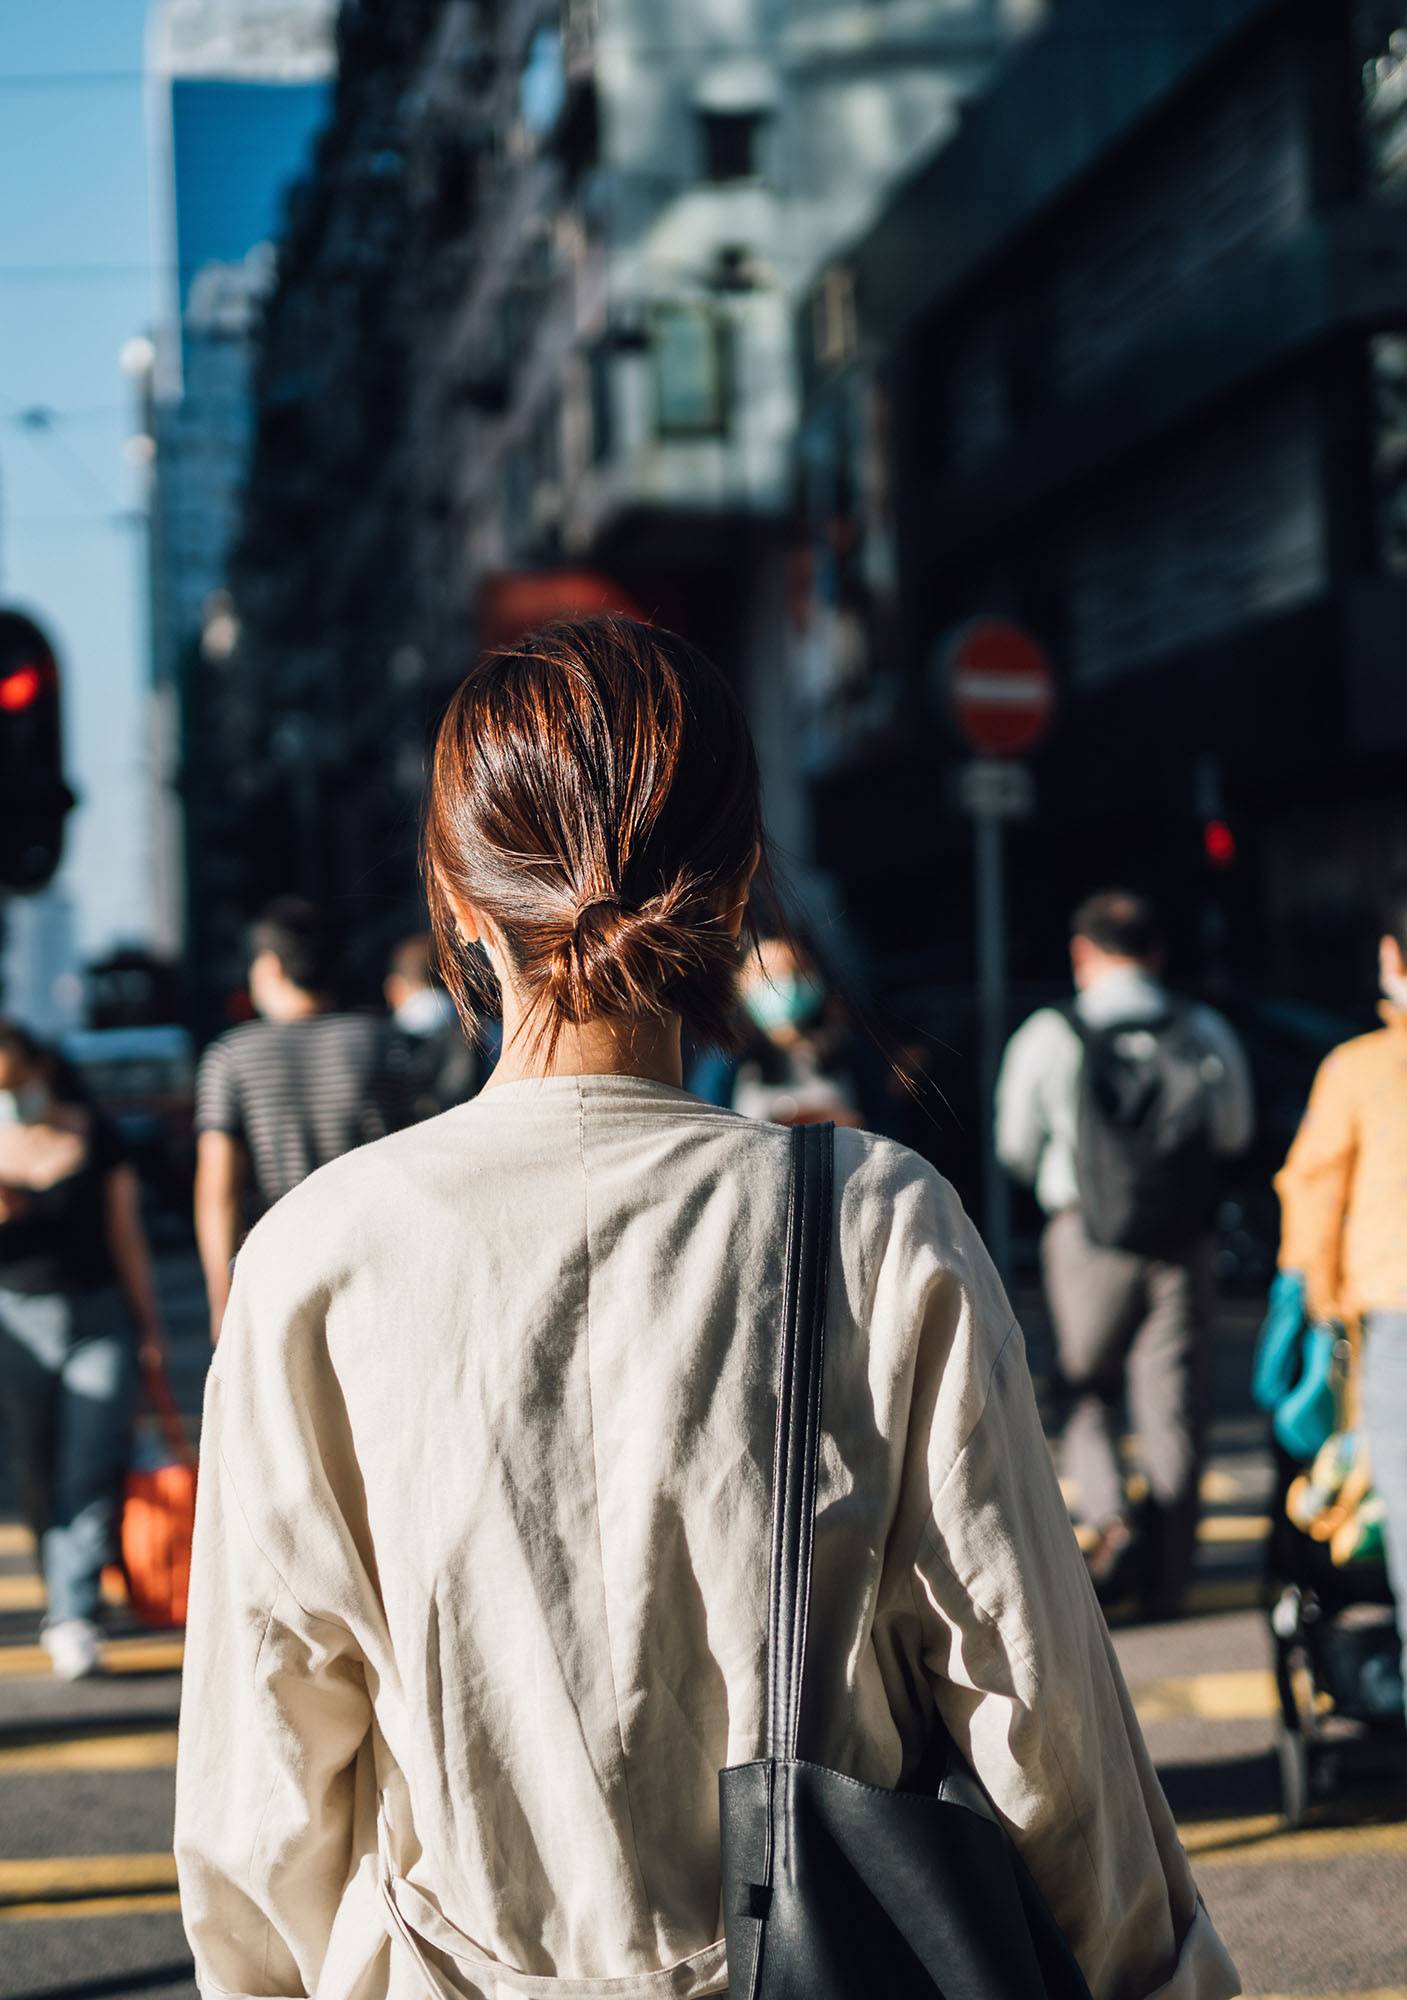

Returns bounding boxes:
[1381,933,1405,983]
[444,889,486,949]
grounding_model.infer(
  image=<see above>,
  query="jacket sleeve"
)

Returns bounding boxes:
[174,1358,372,1999]
[1274,1047,1357,1322]
[994,1011,1057,1185]
[907,1237,1240,1998]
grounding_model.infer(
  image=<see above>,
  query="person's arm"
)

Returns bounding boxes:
[1274,1046,1357,1323]
[104,1161,168,1376]
[194,1131,246,1345]
[993,1010,1058,1186]
[905,1221,1239,1998]
[175,1328,371,1996]
[193,1038,249,1344]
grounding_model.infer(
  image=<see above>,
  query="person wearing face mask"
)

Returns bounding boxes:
[1276,873,1407,1714]
[729,933,867,1128]
[382,932,486,1122]
[0,1021,169,1679]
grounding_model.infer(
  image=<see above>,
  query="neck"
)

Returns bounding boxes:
[488,999,684,1089]
[264,987,325,1023]
[1082,956,1151,991]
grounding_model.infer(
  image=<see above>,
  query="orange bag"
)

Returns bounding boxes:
[118,1366,197,1629]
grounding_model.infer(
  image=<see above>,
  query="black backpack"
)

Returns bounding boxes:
[1063,1002,1217,1257]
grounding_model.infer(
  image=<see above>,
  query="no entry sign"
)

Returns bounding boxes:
[943,618,1055,756]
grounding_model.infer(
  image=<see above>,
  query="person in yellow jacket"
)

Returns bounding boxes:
[1275,876,1407,1705]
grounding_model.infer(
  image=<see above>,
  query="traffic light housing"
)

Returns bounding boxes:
[0,610,74,894]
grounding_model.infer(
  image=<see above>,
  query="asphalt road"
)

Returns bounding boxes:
[0,1251,1403,1999]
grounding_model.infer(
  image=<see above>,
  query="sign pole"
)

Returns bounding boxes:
[974,803,1011,1281]
[937,618,1057,1286]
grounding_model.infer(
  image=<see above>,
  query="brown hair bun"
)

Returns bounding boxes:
[424,614,766,1053]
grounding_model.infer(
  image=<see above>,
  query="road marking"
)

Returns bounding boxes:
[0,1524,34,1557]
[1063,1466,1259,1505]
[0,1634,183,1679]
[1195,1512,1271,1545]
[1134,1668,1280,1723]
[0,1890,183,1923]
[0,1571,127,1612]
[0,1728,177,1774]
[0,1853,178,1905]
[1181,1813,1407,1867]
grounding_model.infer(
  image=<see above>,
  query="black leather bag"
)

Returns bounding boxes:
[718,1123,1094,1999]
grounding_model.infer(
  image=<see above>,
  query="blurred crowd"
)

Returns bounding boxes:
[0,875,1403,1749]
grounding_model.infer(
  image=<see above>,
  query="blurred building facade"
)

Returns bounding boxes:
[790,0,1407,1024]
[142,0,335,1000]
[203,0,1042,1031]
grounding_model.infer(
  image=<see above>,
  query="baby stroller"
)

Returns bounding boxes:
[1255,1275,1404,1826]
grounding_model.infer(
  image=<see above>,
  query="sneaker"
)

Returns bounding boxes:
[41,1618,102,1681]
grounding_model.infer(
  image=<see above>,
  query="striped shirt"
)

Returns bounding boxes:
[195,1013,408,1219]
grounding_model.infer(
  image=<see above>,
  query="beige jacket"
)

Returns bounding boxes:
[174,1075,1239,2000]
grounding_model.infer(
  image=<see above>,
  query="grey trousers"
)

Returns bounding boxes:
[1041,1210,1216,1610]
[1362,1312,1407,1710]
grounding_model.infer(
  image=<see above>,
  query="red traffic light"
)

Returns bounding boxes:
[0,611,70,894]
[0,661,48,712]
[1203,819,1236,867]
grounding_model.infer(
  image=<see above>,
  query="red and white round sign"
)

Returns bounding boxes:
[943,618,1055,756]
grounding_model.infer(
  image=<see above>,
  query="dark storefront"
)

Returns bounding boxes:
[783,0,1407,1238]
[798,0,1407,1018]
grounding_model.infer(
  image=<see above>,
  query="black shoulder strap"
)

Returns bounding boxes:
[767,1121,835,1764]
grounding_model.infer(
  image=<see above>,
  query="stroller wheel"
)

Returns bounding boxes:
[1277,1722,1310,1829]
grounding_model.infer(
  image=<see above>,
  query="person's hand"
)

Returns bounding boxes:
[0,1122,86,1190]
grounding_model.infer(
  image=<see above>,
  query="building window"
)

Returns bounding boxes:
[652,303,731,437]
[700,109,764,183]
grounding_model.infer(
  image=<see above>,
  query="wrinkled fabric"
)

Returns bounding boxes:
[174,1075,1239,2000]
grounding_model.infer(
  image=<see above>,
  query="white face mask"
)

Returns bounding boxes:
[0,1083,49,1126]
[1383,970,1407,1012]
[395,987,455,1037]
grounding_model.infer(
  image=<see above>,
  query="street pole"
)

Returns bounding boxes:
[938,617,1054,1283]
[974,804,1011,1281]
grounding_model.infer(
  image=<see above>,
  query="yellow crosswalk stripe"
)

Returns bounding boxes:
[1062,1466,1257,1507]
[0,1728,177,1774]
[0,1524,34,1557]
[0,1634,183,1679]
[1181,1575,1263,1616]
[1070,1512,1269,1556]
[1134,1668,1280,1724]
[0,1571,127,1612]
[0,1891,183,1923]
[0,1853,178,1906]
[1181,1813,1407,1867]
[1195,1512,1272,1545]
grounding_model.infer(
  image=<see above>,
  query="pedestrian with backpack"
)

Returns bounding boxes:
[996,891,1254,1616]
